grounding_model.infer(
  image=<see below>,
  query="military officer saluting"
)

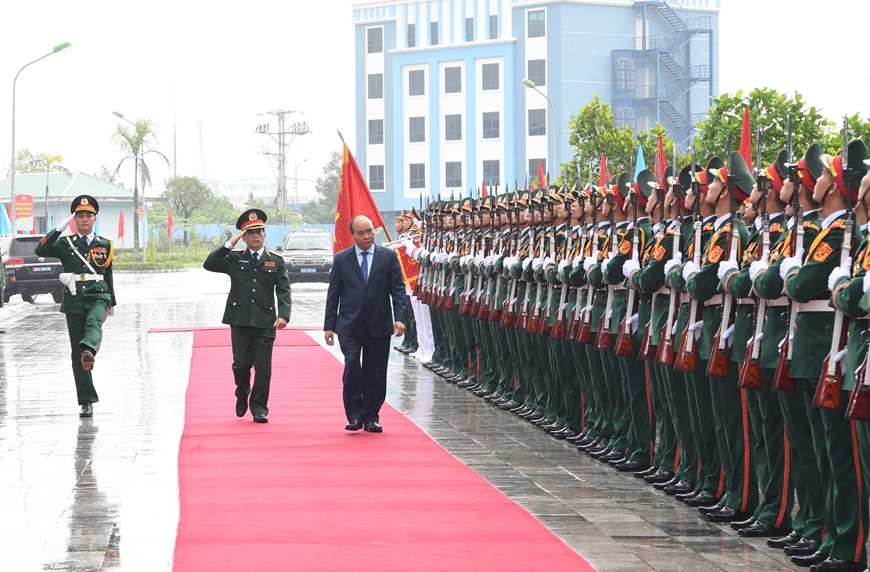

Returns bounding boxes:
[203,209,292,423]
[35,195,117,417]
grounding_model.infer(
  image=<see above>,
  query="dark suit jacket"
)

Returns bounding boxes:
[324,244,406,338]
[203,245,292,328]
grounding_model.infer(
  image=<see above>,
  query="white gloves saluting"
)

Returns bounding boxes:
[57,213,76,232]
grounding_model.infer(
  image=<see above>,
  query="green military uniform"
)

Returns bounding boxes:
[35,195,116,413]
[203,208,292,421]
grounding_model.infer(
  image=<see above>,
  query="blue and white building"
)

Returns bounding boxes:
[352,0,720,217]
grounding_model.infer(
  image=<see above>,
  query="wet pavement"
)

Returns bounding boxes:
[0,269,833,571]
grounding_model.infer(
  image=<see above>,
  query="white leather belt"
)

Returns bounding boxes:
[737,298,755,305]
[680,293,691,304]
[705,294,723,306]
[768,296,789,307]
[74,273,104,282]
[614,284,627,290]
[797,300,834,312]
[656,286,670,295]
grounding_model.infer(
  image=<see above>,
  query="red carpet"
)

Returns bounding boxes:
[173,329,595,572]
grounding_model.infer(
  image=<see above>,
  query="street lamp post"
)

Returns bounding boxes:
[11,42,71,233]
[522,78,557,182]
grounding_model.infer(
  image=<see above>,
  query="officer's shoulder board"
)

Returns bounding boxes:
[829,219,847,231]
[804,221,820,231]
[703,223,714,232]
[769,223,783,234]
[232,248,246,252]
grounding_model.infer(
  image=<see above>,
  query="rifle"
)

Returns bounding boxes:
[552,174,575,340]
[538,177,563,337]
[489,191,508,324]
[477,198,496,321]
[458,195,476,317]
[516,191,535,331]
[707,133,736,379]
[500,195,520,328]
[656,156,685,366]
[674,147,703,373]
[739,127,768,390]
[566,190,588,341]
[615,167,641,357]
[773,115,799,391]
[641,165,671,361]
[595,173,622,352]
[571,162,597,342]
[425,197,443,305]
[814,117,853,409]
[438,203,459,310]
[412,195,427,299]
[526,195,548,334]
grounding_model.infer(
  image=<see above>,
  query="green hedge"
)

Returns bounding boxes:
[113,261,189,271]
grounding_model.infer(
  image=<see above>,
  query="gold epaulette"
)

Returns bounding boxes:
[804,221,820,231]
[829,219,847,230]
[703,223,714,232]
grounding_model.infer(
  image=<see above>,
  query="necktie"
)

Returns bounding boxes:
[361,251,369,283]
[252,251,259,262]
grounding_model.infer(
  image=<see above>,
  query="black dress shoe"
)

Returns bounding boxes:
[698,502,725,515]
[684,491,718,507]
[606,456,627,466]
[565,433,584,444]
[578,439,601,452]
[364,421,383,433]
[253,413,268,423]
[785,538,823,556]
[236,396,248,418]
[675,490,699,502]
[653,476,680,490]
[541,422,560,432]
[738,521,789,538]
[790,551,827,567]
[730,516,756,530]
[499,400,521,410]
[510,403,528,414]
[533,417,555,427]
[767,530,801,549]
[457,379,476,388]
[523,411,543,421]
[615,461,647,472]
[473,387,490,397]
[483,392,501,402]
[809,557,865,571]
[663,480,695,495]
[575,435,595,447]
[345,419,363,431]
[588,447,611,459]
[643,470,674,484]
[554,429,578,440]
[635,465,658,478]
[79,403,93,418]
[706,507,751,523]
[600,450,624,463]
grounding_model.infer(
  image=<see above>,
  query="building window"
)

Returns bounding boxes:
[489,15,498,39]
[367,28,383,53]
[409,70,425,96]
[368,119,384,145]
[407,24,416,48]
[482,112,500,139]
[431,22,438,45]
[482,63,499,91]
[368,74,383,99]
[446,162,462,188]
[529,159,547,181]
[483,160,500,187]
[410,164,426,189]
[466,18,474,41]
[445,114,462,141]
[529,109,546,136]
[528,59,546,87]
[409,117,425,143]
[369,165,384,190]
[528,10,545,38]
[445,67,461,93]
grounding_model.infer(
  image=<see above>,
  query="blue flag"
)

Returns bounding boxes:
[0,202,10,234]
[634,140,646,178]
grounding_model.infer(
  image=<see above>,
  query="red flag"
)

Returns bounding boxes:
[598,154,607,189]
[657,135,667,182]
[739,107,753,173]
[537,160,546,190]
[481,180,488,197]
[334,142,391,253]
[167,209,174,238]
[118,210,125,239]
[69,217,76,235]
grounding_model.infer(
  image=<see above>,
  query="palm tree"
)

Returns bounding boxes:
[44,154,70,231]
[112,118,171,256]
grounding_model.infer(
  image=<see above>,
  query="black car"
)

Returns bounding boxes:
[277,230,333,283]
[1,234,64,303]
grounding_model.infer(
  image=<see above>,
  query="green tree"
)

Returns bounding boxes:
[112,118,171,257]
[822,113,870,157]
[93,164,124,187]
[300,151,341,224]
[162,176,215,246]
[696,88,829,167]
[7,148,49,176]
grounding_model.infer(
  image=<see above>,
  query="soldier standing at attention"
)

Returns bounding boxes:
[204,209,292,424]
[35,195,116,418]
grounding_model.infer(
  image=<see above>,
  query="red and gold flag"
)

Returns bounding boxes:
[334,143,391,253]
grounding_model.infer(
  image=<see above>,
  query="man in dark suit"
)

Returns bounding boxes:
[324,215,406,433]
[203,208,292,424]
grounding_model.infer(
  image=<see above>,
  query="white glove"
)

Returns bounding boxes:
[748,331,764,347]
[522,258,533,270]
[601,256,612,275]
[474,253,484,266]
[664,259,680,275]
[558,259,570,273]
[543,255,556,268]
[622,258,640,278]
[682,261,701,281]
[583,256,596,273]
[835,347,849,370]
[779,256,801,280]
[863,272,870,293]
[828,267,849,291]
[57,213,76,232]
[406,245,417,258]
[717,260,739,280]
[626,313,639,335]
[749,260,768,282]
[108,306,115,317]
[531,257,544,270]
[723,323,735,347]
[572,257,582,269]
[606,309,612,321]
[688,320,704,340]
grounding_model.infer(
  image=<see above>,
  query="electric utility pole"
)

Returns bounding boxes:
[254,109,311,226]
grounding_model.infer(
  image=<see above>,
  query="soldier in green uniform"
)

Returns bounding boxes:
[203,208,292,423]
[35,195,117,417]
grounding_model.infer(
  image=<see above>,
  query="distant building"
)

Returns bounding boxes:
[206,179,318,212]
[352,0,720,218]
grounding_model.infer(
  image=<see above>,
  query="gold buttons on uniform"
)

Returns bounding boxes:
[252,289,256,292]
[253,279,257,282]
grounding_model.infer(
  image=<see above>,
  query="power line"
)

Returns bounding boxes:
[253,109,312,225]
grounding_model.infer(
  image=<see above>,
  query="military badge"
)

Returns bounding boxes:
[653,245,667,261]
[813,242,834,263]
[265,261,276,267]
[619,239,631,255]
[708,245,724,264]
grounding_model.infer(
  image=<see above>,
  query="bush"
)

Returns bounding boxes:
[113,261,188,271]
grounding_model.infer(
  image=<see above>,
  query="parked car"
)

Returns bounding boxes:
[277,229,333,283]
[1,234,64,304]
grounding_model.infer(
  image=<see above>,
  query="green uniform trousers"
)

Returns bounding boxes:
[231,325,276,417]
[65,301,109,405]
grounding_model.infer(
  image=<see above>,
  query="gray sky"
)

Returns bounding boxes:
[0,0,867,201]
